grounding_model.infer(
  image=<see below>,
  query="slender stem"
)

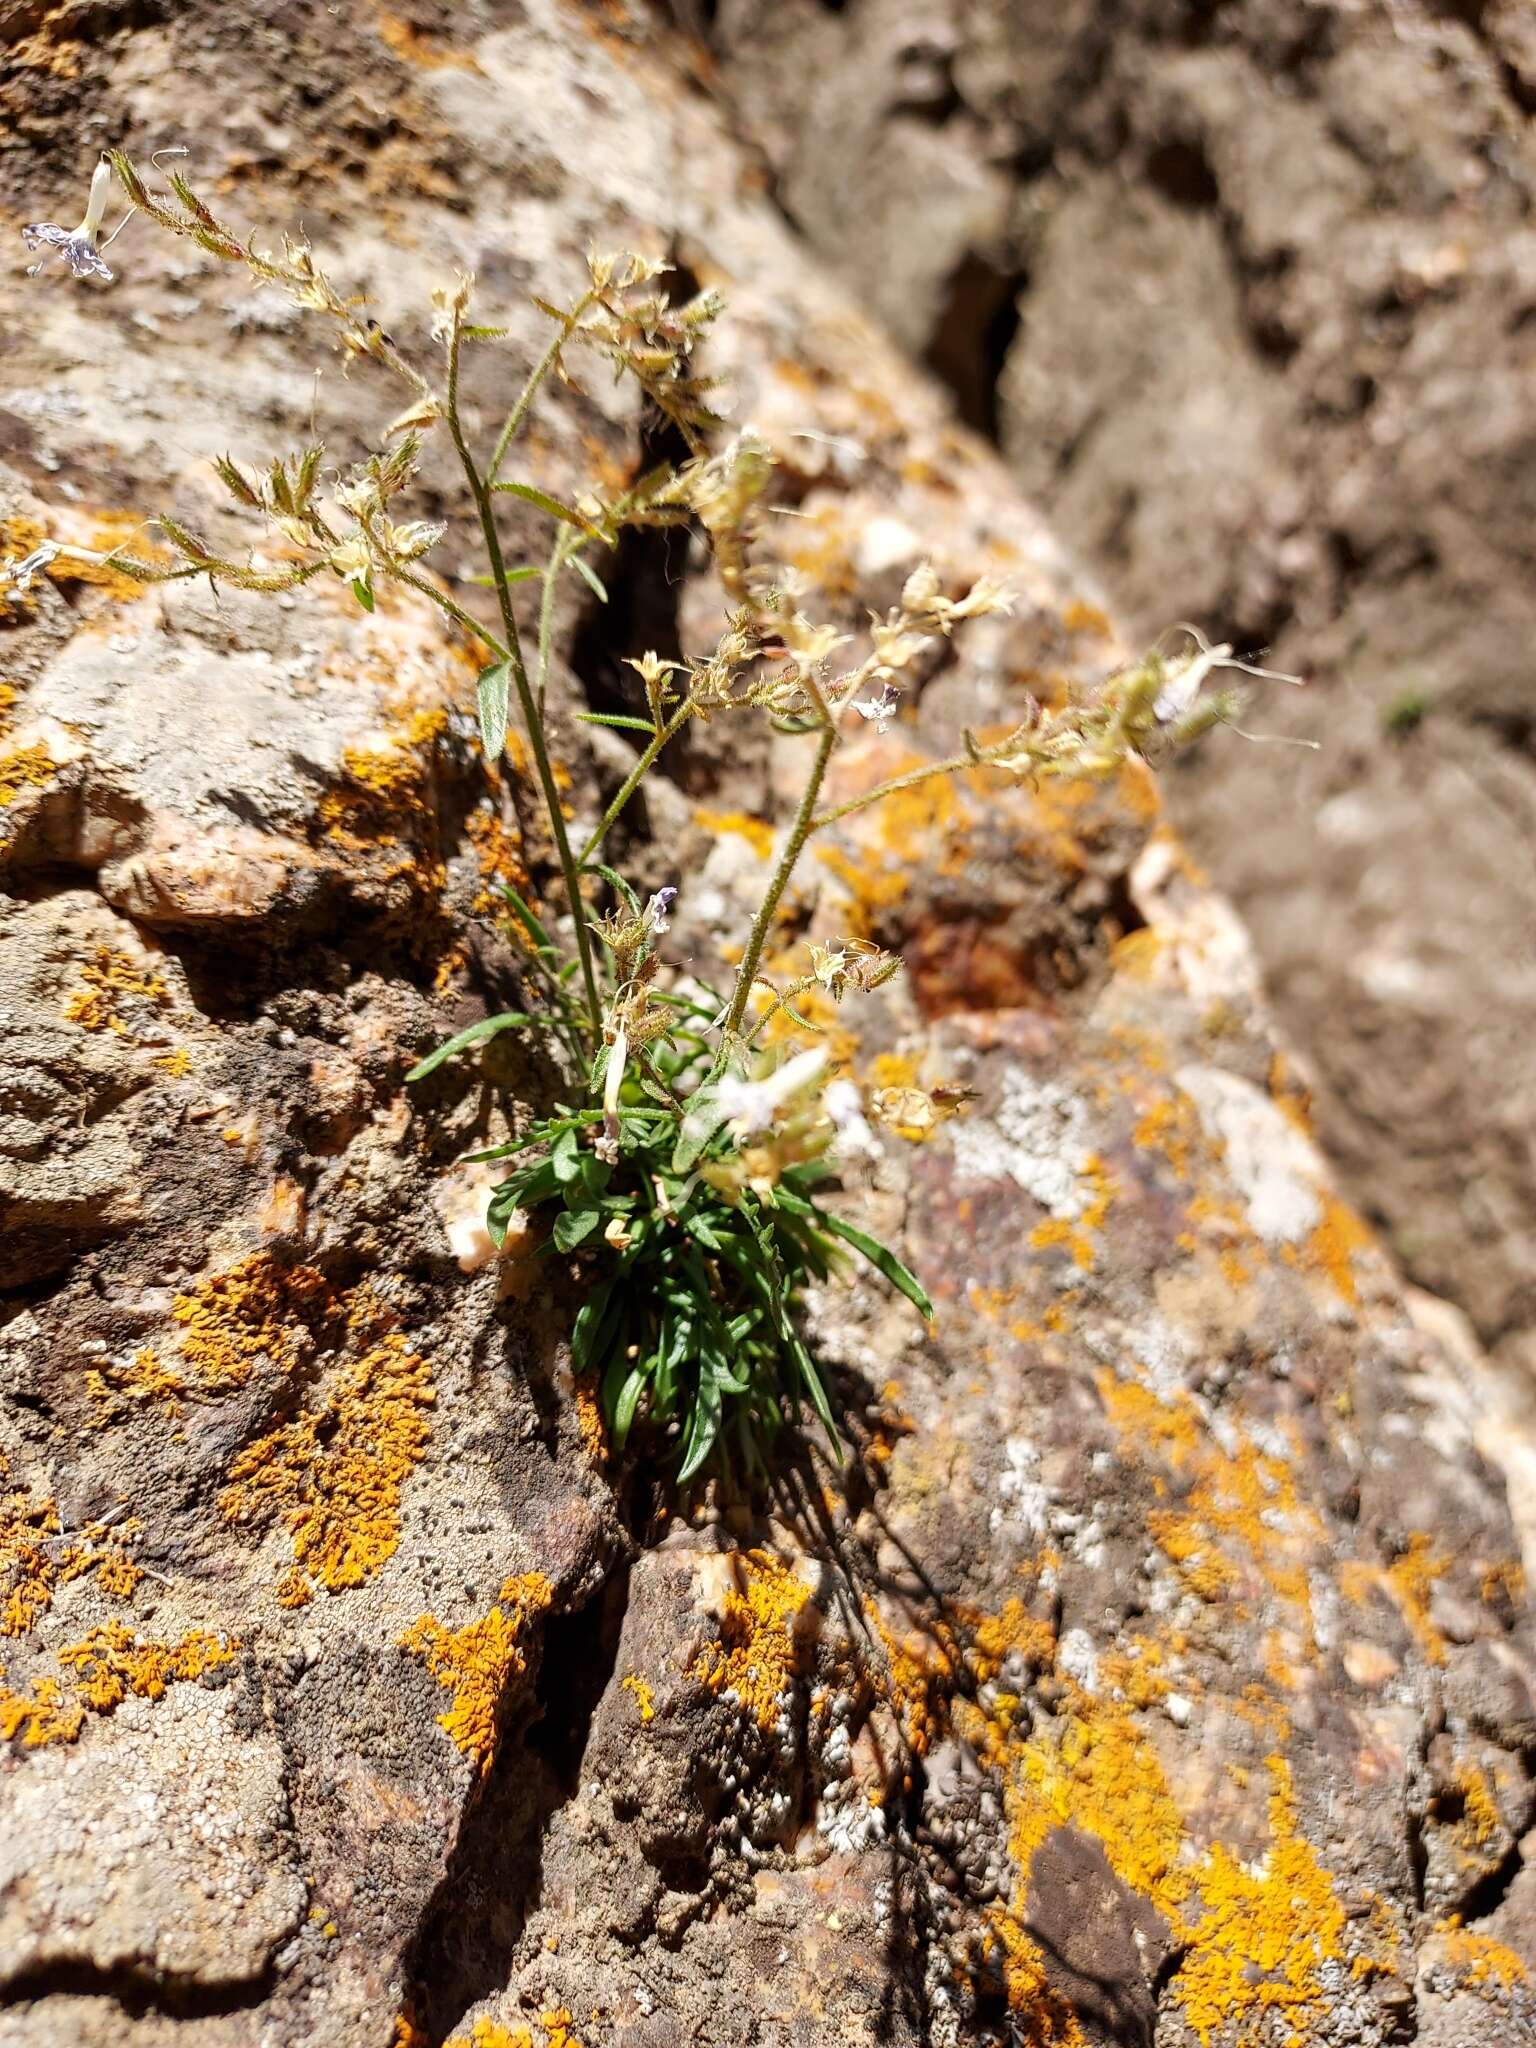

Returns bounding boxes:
[393,567,509,660]
[536,528,580,719]
[445,312,603,1037]
[724,722,837,1041]
[577,702,693,867]
[810,751,973,834]
[488,292,598,484]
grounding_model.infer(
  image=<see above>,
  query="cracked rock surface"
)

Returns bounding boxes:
[3,4,1536,2046]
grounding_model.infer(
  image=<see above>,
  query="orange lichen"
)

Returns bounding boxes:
[221,1297,435,1601]
[0,1673,86,1747]
[57,1623,239,1712]
[1147,1511,1241,1603]
[621,1673,656,1723]
[1268,1054,1315,1139]
[443,2013,584,2048]
[1100,1374,1323,1651]
[694,1549,810,1729]
[465,802,528,913]
[572,1377,608,1464]
[1,1453,65,1640]
[1339,1532,1449,1666]
[61,945,170,1034]
[1300,1192,1373,1308]
[1029,1156,1115,1270]
[171,1253,336,1391]
[86,1346,187,1424]
[694,805,775,858]
[375,8,481,67]
[983,1909,1089,2046]
[1172,1759,1347,2047]
[319,706,447,846]
[1436,1917,1528,1996]
[0,740,57,808]
[401,1573,553,1771]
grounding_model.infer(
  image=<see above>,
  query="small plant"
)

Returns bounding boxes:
[8,152,1263,1484]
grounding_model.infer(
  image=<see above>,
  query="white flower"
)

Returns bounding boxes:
[2,540,60,593]
[603,1026,629,1124]
[645,887,677,936]
[1153,641,1232,725]
[716,1046,828,1136]
[851,681,901,736]
[825,1078,881,1159]
[21,157,116,283]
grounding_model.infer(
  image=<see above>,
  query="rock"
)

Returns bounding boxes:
[1,5,1534,2047]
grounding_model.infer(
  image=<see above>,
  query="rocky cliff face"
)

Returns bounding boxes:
[2,5,1535,2046]
[704,0,1536,1454]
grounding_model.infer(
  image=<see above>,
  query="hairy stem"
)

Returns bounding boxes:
[577,702,694,867]
[724,722,837,1041]
[446,313,603,1037]
[488,291,598,484]
[810,751,975,834]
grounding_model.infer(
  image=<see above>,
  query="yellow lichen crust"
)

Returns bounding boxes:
[171,1252,337,1392]
[1,1454,144,1638]
[1436,1917,1528,1998]
[621,1672,655,1723]
[1340,1531,1449,1666]
[61,945,170,1035]
[693,1549,810,1730]
[2,1625,238,1749]
[1173,1759,1346,2046]
[0,739,57,808]
[443,2012,585,2048]
[221,1304,435,1600]
[401,1572,554,1771]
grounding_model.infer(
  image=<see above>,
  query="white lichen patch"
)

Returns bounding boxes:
[991,1435,1050,1538]
[1174,1063,1324,1245]
[950,1067,1095,1217]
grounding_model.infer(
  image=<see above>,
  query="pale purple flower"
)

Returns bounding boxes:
[645,886,678,936]
[851,680,901,736]
[22,157,116,284]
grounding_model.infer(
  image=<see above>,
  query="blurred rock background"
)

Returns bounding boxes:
[705,0,1536,1399]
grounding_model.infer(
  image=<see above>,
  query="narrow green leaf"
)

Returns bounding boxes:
[571,1281,614,1371]
[350,576,375,613]
[677,1369,723,1484]
[477,660,511,762]
[406,1011,536,1081]
[574,711,656,735]
[466,566,541,587]
[613,1364,647,1446]
[595,864,642,922]
[499,885,557,961]
[817,1209,934,1318]
[491,480,595,532]
[569,554,608,603]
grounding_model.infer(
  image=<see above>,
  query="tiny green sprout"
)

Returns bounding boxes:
[1383,689,1432,738]
[34,149,1282,1488]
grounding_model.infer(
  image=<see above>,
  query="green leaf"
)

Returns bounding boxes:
[477,660,511,762]
[466,565,540,587]
[550,1125,583,1186]
[571,1281,614,1371]
[553,1207,601,1252]
[500,885,558,962]
[569,554,608,603]
[816,1208,933,1318]
[575,711,656,735]
[613,1363,647,1447]
[677,1368,723,1484]
[350,576,375,613]
[595,864,643,922]
[671,1088,728,1174]
[406,1011,536,1081]
[487,1180,529,1247]
[492,480,597,533]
